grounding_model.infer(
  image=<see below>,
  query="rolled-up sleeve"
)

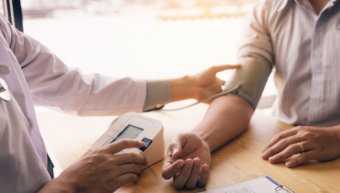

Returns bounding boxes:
[228,1,275,108]
[237,1,275,66]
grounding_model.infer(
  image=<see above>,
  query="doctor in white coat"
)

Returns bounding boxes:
[0,15,239,193]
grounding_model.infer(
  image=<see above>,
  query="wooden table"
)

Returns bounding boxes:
[36,103,340,193]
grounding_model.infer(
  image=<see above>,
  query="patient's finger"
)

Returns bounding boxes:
[162,159,184,179]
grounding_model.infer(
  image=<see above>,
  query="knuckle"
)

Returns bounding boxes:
[120,140,129,146]
[298,131,314,139]
[279,138,290,147]
[132,165,142,173]
[274,134,284,141]
[87,153,106,163]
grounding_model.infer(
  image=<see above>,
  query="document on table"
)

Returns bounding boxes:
[198,176,294,193]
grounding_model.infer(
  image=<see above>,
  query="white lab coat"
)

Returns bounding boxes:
[0,15,146,193]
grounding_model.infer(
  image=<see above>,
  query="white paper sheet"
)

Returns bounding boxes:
[198,176,294,193]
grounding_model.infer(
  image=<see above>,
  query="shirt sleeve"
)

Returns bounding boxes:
[0,16,147,116]
[143,80,171,111]
[228,1,275,108]
[237,1,275,65]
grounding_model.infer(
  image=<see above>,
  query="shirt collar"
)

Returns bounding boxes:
[278,0,339,12]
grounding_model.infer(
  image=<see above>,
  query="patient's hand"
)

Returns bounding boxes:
[262,125,340,168]
[162,133,211,189]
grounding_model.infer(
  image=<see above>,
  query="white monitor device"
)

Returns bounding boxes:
[92,112,164,168]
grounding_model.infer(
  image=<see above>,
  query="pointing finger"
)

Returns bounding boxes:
[210,64,241,73]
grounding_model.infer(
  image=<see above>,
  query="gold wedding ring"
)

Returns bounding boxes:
[297,142,304,154]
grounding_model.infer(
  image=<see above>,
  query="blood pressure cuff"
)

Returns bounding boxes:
[223,57,273,109]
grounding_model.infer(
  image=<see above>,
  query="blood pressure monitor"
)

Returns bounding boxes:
[92,113,164,168]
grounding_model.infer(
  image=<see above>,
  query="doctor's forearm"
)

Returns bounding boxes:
[192,95,254,152]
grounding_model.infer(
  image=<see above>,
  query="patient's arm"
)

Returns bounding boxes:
[162,95,253,189]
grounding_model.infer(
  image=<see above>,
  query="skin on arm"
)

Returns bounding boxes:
[162,94,254,189]
[193,95,254,151]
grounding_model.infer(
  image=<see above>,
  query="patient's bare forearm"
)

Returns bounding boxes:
[193,95,254,151]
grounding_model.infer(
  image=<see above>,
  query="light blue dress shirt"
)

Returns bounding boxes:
[238,0,340,126]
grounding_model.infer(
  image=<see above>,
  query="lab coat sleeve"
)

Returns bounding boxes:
[0,16,146,116]
[0,97,51,193]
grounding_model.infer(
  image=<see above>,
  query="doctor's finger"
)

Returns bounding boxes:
[115,173,139,187]
[210,64,241,74]
[115,163,143,176]
[173,159,194,189]
[104,140,144,154]
[113,152,146,165]
[208,79,225,92]
[262,127,299,152]
[162,159,185,179]
[262,135,301,160]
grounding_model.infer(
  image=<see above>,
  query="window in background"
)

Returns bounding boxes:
[22,0,275,108]
[22,0,257,77]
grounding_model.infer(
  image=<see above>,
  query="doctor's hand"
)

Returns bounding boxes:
[262,125,340,168]
[191,64,240,102]
[162,133,211,189]
[170,64,240,103]
[40,140,146,193]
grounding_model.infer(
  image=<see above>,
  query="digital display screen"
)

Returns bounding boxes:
[111,124,143,143]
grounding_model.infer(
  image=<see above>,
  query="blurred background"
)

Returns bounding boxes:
[2,0,278,174]
[18,0,261,78]
[2,0,276,104]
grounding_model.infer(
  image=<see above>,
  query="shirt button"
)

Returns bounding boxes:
[0,64,10,75]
